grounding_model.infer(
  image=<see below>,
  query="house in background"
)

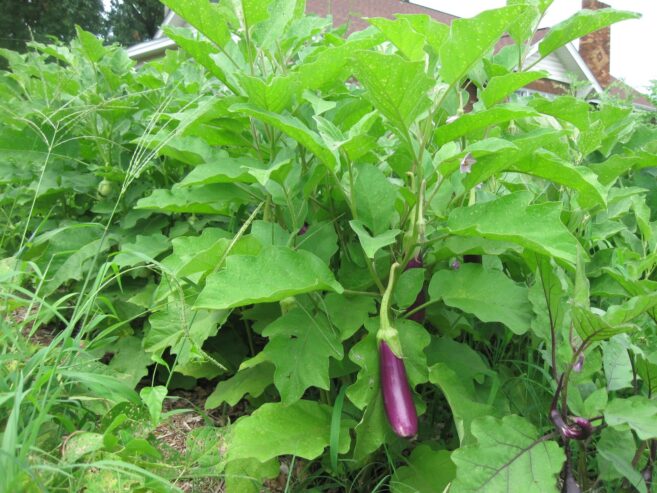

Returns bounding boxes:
[126,0,653,110]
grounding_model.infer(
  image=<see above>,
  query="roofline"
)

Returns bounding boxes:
[155,10,177,39]
[563,42,603,94]
[633,102,656,111]
[386,0,457,21]
[126,37,176,60]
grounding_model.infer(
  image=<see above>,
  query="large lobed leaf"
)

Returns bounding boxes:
[439,6,527,85]
[429,264,532,335]
[450,415,564,492]
[447,192,580,264]
[262,308,343,404]
[350,51,433,132]
[539,8,640,59]
[226,400,351,462]
[195,246,343,310]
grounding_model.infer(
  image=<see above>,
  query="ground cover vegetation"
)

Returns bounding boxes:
[1,0,657,491]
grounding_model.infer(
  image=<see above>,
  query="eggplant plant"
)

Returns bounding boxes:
[2,0,657,492]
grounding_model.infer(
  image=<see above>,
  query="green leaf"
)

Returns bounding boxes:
[224,458,279,493]
[429,363,496,444]
[571,305,637,342]
[178,156,265,186]
[349,220,401,259]
[447,192,580,264]
[262,308,343,404]
[139,386,167,426]
[636,352,657,397]
[144,304,226,364]
[459,129,566,188]
[605,396,657,440]
[75,27,105,63]
[508,150,607,209]
[393,268,425,309]
[45,237,112,295]
[597,428,640,483]
[529,255,568,341]
[303,90,337,116]
[135,184,249,215]
[429,264,532,334]
[63,432,104,463]
[164,229,261,278]
[530,95,591,130]
[113,234,170,268]
[450,415,564,493]
[226,400,351,462]
[425,337,493,384]
[238,73,298,113]
[396,319,432,386]
[352,389,390,462]
[161,0,233,47]
[323,293,376,341]
[505,1,543,44]
[368,17,426,61]
[107,336,152,388]
[296,222,339,265]
[251,0,304,49]
[603,337,634,392]
[391,445,456,493]
[439,6,527,85]
[605,292,657,326]
[353,164,398,235]
[597,428,646,493]
[539,8,640,59]
[294,34,383,93]
[434,104,539,146]
[195,246,343,310]
[230,103,338,171]
[350,51,433,132]
[235,0,271,30]
[205,363,274,409]
[589,153,657,186]
[480,71,548,107]
[396,14,450,55]
[165,27,232,86]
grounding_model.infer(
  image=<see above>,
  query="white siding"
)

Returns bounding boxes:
[524,51,571,83]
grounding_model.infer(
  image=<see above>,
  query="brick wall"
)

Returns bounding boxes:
[579,0,611,87]
[305,0,456,33]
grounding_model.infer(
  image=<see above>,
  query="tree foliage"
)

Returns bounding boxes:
[106,0,165,45]
[0,0,106,51]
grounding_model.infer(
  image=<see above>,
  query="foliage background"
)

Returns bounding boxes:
[1,1,657,492]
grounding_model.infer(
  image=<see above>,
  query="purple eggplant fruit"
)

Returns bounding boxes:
[406,255,423,270]
[379,341,418,437]
[550,409,592,441]
[570,417,593,439]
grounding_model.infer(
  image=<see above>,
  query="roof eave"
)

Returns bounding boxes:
[126,37,177,60]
